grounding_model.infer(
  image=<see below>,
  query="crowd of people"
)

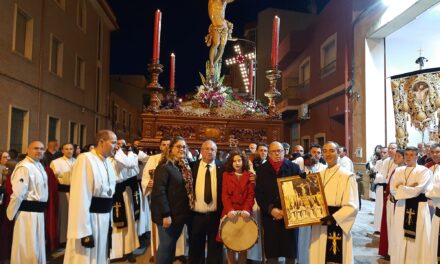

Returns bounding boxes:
[0,130,362,264]
[367,142,440,263]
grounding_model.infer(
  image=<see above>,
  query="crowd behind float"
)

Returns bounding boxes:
[0,130,439,264]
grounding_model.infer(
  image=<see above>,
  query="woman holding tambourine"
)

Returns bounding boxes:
[219,150,256,264]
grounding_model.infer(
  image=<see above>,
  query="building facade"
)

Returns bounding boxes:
[0,0,117,153]
[110,75,147,142]
[277,0,353,151]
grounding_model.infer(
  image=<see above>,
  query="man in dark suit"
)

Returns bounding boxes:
[255,141,300,264]
[188,140,223,264]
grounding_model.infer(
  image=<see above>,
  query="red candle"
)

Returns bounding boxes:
[271,15,280,68]
[152,9,162,63]
[170,53,175,90]
[248,60,253,96]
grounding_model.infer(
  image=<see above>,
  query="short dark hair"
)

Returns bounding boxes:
[405,146,418,154]
[396,149,405,156]
[323,141,339,149]
[61,143,73,149]
[281,142,290,150]
[430,143,440,150]
[223,150,250,173]
[160,136,172,144]
[309,143,322,151]
[257,143,268,150]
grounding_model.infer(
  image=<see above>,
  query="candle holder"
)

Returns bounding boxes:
[168,89,176,102]
[146,62,164,113]
[264,66,282,117]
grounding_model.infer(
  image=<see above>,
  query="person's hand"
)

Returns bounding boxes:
[241,210,250,218]
[320,215,336,226]
[163,216,172,228]
[81,235,95,248]
[249,173,256,184]
[299,172,307,179]
[270,208,284,220]
[147,180,154,188]
[409,182,418,187]
[227,210,237,218]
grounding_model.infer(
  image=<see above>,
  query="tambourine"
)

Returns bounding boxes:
[219,214,258,252]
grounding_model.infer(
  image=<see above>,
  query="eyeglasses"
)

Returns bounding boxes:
[173,145,187,150]
[270,149,284,154]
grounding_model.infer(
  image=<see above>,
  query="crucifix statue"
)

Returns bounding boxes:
[206,0,236,76]
[415,48,428,70]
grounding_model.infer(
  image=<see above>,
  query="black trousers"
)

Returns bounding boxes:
[188,212,223,264]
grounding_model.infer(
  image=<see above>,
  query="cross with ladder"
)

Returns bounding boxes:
[406,208,416,226]
[328,231,342,255]
[114,202,122,218]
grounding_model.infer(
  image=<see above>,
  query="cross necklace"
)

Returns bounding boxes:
[404,166,416,185]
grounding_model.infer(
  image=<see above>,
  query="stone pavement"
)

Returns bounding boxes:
[48,199,388,263]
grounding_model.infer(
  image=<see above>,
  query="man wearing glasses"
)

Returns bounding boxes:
[255,141,301,264]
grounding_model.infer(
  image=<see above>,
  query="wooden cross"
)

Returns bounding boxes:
[134,190,140,205]
[328,231,342,255]
[406,208,416,225]
[114,202,122,218]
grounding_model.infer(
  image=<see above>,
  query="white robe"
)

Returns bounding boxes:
[369,160,383,200]
[374,158,396,231]
[110,149,141,259]
[390,165,432,264]
[7,157,48,264]
[298,163,327,264]
[64,150,116,264]
[386,169,399,257]
[309,165,359,264]
[136,150,150,236]
[142,153,187,257]
[338,156,354,173]
[425,164,440,263]
[50,156,75,244]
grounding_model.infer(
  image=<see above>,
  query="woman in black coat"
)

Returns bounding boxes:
[151,136,195,264]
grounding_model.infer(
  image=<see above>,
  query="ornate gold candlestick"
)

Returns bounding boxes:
[264,67,281,117]
[146,62,164,113]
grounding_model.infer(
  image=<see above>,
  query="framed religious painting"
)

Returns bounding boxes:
[277,173,329,229]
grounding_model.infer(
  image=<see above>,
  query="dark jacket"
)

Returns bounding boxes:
[190,159,223,215]
[255,158,301,258]
[151,161,191,226]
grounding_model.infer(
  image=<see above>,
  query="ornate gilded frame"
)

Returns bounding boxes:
[277,173,329,229]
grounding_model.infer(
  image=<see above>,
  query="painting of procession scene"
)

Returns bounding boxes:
[277,173,329,229]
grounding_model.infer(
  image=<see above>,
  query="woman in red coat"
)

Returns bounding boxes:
[221,150,255,264]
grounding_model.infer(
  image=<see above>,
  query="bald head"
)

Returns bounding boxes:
[95,130,117,158]
[28,141,45,161]
[269,141,284,162]
[201,140,217,163]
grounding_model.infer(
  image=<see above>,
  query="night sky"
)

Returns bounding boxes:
[107,0,329,95]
